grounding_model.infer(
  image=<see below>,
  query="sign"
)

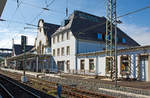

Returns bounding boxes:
[0,0,7,17]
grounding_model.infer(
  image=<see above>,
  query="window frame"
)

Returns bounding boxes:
[106,57,114,74]
[80,60,85,71]
[66,46,70,55]
[120,55,131,75]
[57,48,60,56]
[61,47,64,56]
[53,36,55,44]
[61,33,64,41]
[89,59,95,72]
[53,49,55,56]
[122,38,126,44]
[66,31,70,40]
[98,33,103,40]
[66,60,70,71]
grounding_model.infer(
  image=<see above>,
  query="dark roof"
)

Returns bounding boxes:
[70,10,140,46]
[43,22,60,45]
[13,44,34,55]
[53,10,140,47]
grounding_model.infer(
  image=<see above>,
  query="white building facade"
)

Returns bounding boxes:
[77,46,150,81]
[51,10,140,74]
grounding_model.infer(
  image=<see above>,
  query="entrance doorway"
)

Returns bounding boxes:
[57,61,64,72]
[139,55,148,81]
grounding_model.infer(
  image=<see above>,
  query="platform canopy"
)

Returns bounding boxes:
[0,0,7,17]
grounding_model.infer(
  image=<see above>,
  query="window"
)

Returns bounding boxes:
[89,59,94,71]
[53,49,55,56]
[57,35,59,42]
[61,47,64,56]
[98,33,102,39]
[46,47,51,53]
[80,60,85,70]
[66,60,70,71]
[120,55,130,74]
[106,57,114,73]
[67,31,70,40]
[53,37,55,44]
[57,48,60,56]
[66,46,70,55]
[122,38,126,43]
[61,33,64,41]
[105,34,107,40]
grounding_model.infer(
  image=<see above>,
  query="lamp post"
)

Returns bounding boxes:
[21,36,27,83]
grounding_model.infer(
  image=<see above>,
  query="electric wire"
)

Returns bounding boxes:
[30,0,56,23]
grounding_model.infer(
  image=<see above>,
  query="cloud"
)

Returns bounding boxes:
[119,23,150,45]
[0,27,36,48]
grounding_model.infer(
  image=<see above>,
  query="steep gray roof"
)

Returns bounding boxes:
[43,22,60,45]
[38,19,60,46]
[71,11,140,46]
[52,10,140,47]
[13,44,34,55]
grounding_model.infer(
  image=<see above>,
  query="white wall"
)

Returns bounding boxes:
[51,31,76,72]
[77,49,150,81]
[35,20,47,49]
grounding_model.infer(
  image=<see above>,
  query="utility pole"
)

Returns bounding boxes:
[106,0,117,80]
[21,36,27,83]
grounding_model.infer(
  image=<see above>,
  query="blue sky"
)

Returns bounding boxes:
[0,0,150,48]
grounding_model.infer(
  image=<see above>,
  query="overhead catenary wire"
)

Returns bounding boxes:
[1,5,149,34]
[30,0,56,23]
[118,6,150,18]
[1,4,149,31]
[11,0,50,11]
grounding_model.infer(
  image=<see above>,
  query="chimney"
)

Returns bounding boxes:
[21,35,27,50]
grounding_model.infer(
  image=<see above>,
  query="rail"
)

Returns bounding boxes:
[0,75,41,98]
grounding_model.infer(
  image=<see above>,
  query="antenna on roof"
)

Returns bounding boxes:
[12,38,14,49]
[66,0,68,17]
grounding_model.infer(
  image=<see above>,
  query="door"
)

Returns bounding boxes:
[57,61,64,72]
[140,56,148,81]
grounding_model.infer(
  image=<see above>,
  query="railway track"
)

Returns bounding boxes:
[0,70,114,98]
[0,83,13,98]
[0,74,41,98]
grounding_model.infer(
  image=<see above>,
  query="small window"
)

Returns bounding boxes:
[61,47,64,56]
[67,31,70,40]
[120,55,130,74]
[122,38,126,43]
[98,33,102,39]
[66,60,70,71]
[66,46,70,55]
[106,57,114,73]
[89,59,94,71]
[57,48,60,56]
[57,35,59,42]
[53,37,55,44]
[105,34,107,40]
[80,60,85,70]
[53,49,55,56]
